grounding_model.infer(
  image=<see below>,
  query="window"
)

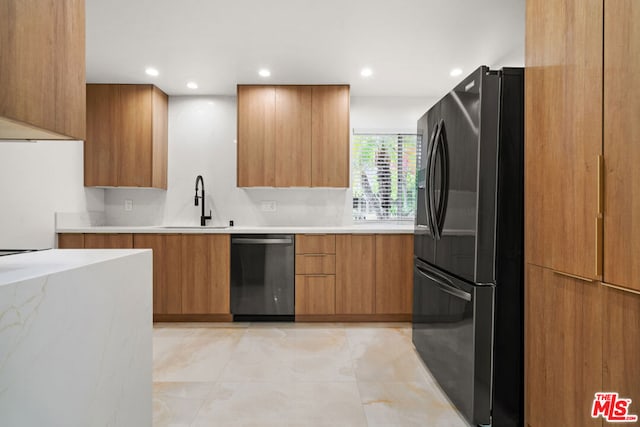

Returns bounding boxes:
[352,133,420,221]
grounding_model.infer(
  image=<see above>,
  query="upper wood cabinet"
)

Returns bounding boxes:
[84,84,168,188]
[524,0,603,279]
[237,85,349,188]
[275,86,312,186]
[237,86,276,186]
[0,0,85,140]
[311,86,350,187]
[603,0,640,292]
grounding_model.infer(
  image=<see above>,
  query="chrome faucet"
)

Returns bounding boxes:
[194,175,212,226]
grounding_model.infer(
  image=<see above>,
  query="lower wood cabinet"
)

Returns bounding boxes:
[58,233,85,249]
[295,275,336,315]
[375,234,414,314]
[603,285,640,411]
[336,234,375,314]
[525,264,602,427]
[133,234,182,315]
[181,234,230,315]
[84,233,133,249]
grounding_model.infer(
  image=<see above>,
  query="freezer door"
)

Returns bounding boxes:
[412,258,494,425]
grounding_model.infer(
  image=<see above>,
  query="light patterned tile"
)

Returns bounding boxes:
[219,327,355,382]
[358,381,469,427]
[152,382,214,427]
[192,382,367,427]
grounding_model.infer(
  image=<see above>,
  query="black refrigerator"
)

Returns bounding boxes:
[412,66,524,427]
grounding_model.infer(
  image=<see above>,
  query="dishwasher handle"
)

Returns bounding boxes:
[231,237,293,245]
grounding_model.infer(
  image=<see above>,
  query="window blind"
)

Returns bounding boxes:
[352,133,421,221]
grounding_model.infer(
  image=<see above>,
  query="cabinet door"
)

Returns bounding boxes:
[525,264,602,427]
[84,233,133,248]
[295,275,336,315]
[85,84,119,186]
[275,86,312,187]
[151,86,169,189]
[375,234,413,314]
[295,234,336,254]
[336,234,375,314]
[525,0,603,278]
[57,233,85,249]
[237,86,276,187]
[604,0,640,291]
[0,0,85,140]
[181,234,230,314]
[311,86,349,187]
[118,85,153,187]
[603,285,640,411]
[134,234,182,315]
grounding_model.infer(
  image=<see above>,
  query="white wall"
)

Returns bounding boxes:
[103,95,435,227]
[0,141,104,248]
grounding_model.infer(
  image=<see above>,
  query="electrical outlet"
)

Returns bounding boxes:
[261,201,276,212]
[124,199,133,211]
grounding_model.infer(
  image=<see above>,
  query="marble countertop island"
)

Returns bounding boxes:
[0,249,153,426]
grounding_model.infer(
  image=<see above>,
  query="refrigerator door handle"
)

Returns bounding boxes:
[415,264,472,301]
[436,121,450,237]
[425,122,440,236]
[428,121,442,239]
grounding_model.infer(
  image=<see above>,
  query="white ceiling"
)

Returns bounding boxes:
[86,0,525,97]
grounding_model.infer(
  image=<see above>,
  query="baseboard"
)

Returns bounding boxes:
[153,313,233,322]
[295,313,412,322]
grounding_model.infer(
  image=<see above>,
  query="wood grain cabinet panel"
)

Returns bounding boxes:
[336,234,375,315]
[85,84,168,188]
[275,86,312,187]
[603,0,640,291]
[311,86,350,187]
[375,234,413,314]
[603,285,640,410]
[524,0,603,279]
[181,234,230,314]
[237,85,276,187]
[134,234,182,315]
[295,254,335,275]
[83,233,133,249]
[57,233,85,249]
[237,85,349,188]
[525,264,602,427]
[295,234,336,254]
[295,275,336,315]
[0,0,85,140]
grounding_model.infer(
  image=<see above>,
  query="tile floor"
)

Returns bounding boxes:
[153,322,469,427]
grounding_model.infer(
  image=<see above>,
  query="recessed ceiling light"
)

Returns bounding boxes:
[450,68,463,77]
[258,69,271,77]
[360,67,373,77]
[145,67,159,77]
[186,81,198,89]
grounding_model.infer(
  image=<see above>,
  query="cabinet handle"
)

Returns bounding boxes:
[305,274,330,278]
[304,254,327,257]
[601,282,640,296]
[552,269,594,283]
[595,215,603,278]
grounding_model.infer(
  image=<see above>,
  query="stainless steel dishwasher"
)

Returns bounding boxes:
[230,234,295,321]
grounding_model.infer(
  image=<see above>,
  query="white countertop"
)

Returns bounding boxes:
[55,224,415,234]
[0,248,150,286]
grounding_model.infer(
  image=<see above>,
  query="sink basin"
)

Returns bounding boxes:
[156,225,228,230]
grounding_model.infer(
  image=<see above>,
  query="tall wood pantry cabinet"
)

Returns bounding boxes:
[84,84,168,188]
[0,0,85,140]
[237,85,349,187]
[525,0,640,425]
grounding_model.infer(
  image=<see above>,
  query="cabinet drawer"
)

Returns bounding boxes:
[296,234,335,254]
[295,254,336,274]
[295,274,336,315]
